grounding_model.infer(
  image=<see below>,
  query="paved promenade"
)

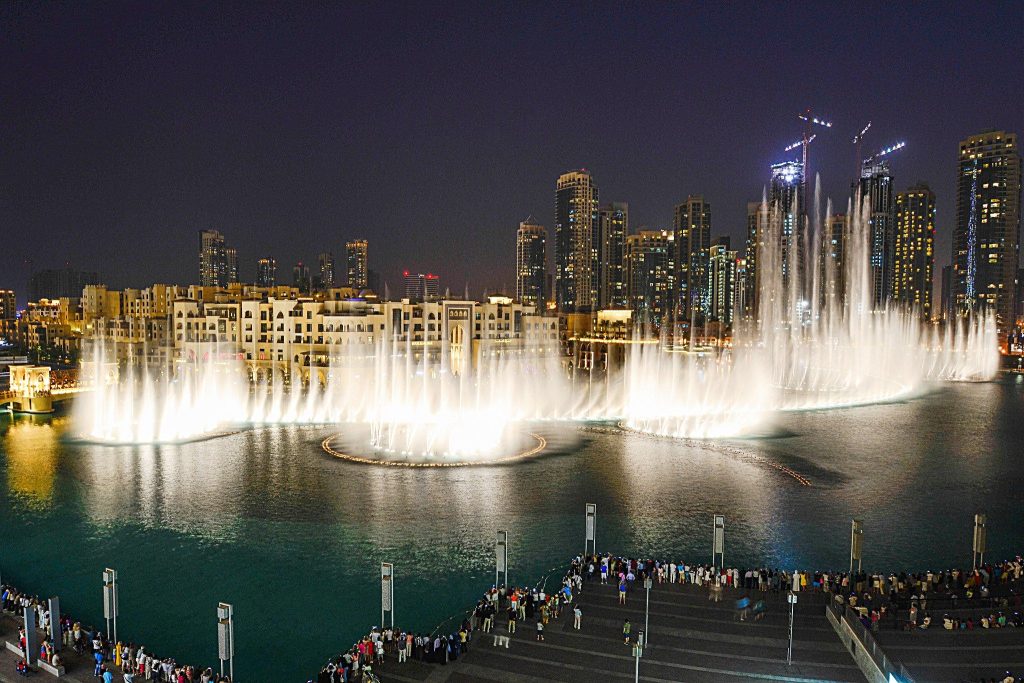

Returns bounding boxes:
[0,612,99,683]
[375,581,864,683]
[877,616,1024,681]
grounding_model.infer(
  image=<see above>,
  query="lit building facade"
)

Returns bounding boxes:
[855,161,896,308]
[555,170,599,312]
[318,252,336,290]
[403,272,440,302]
[673,195,711,324]
[708,242,737,328]
[598,202,628,309]
[625,229,674,327]
[0,290,15,320]
[515,219,546,307]
[199,230,231,287]
[953,130,1021,331]
[769,161,804,294]
[346,239,369,289]
[256,257,277,287]
[893,184,936,319]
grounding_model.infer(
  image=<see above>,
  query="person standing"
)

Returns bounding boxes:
[573,606,582,630]
[535,618,544,642]
[623,619,631,644]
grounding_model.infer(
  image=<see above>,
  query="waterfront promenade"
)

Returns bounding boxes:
[375,581,861,682]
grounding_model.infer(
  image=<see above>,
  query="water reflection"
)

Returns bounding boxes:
[4,416,63,507]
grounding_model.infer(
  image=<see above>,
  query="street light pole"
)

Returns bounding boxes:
[633,630,644,683]
[787,591,797,665]
[644,577,652,645]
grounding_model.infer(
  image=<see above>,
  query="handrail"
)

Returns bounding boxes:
[830,601,916,683]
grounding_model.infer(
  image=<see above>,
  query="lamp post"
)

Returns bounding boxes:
[973,513,987,569]
[713,515,725,567]
[217,602,234,681]
[787,591,797,665]
[102,568,118,645]
[643,577,652,645]
[849,519,863,574]
[496,530,508,588]
[585,504,596,556]
[633,630,644,683]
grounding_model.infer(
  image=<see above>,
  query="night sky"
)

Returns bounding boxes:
[4,2,1023,304]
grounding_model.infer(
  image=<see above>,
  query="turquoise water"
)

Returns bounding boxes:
[2,376,1023,680]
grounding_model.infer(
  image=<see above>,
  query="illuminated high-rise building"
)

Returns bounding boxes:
[940,265,955,322]
[743,201,763,319]
[515,218,546,307]
[318,251,336,290]
[256,257,276,287]
[893,184,936,319]
[226,247,239,284]
[199,229,229,287]
[673,195,711,324]
[403,271,440,302]
[293,262,311,293]
[855,161,896,308]
[821,213,846,305]
[953,130,1021,331]
[346,239,369,289]
[708,241,737,328]
[598,202,628,308]
[0,290,15,320]
[769,161,804,294]
[555,170,599,312]
[625,229,673,327]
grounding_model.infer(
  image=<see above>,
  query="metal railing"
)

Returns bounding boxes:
[829,601,916,683]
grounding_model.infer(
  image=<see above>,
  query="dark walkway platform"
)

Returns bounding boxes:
[877,625,1024,682]
[376,581,865,682]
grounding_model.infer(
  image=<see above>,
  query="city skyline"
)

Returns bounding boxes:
[4,3,1023,305]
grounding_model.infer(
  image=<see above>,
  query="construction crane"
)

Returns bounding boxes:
[795,108,832,184]
[861,141,907,172]
[852,122,872,176]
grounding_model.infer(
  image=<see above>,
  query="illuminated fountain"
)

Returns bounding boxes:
[73,179,999,456]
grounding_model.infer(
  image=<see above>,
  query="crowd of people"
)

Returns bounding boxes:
[316,552,1024,680]
[2,581,231,682]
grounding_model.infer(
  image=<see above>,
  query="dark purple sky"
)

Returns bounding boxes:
[3,2,1023,303]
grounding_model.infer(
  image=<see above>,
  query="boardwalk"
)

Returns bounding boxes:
[376,580,865,683]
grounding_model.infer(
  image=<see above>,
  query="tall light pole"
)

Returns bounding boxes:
[973,513,987,569]
[633,630,644,683]
[643,577,652,645]
[585,503,596,556]
[217,602,234,681]
[496,530,508,588]
[102,568,118,644]
[787,591,797,666]
[849,519,863,574]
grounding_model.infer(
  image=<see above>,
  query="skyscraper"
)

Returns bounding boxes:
[821,213,846,305]
[953,130,1021,331]
[0,290,15,320]
[226,247,239,284]
[256,257,277,287]
[346,239,369,289]
[893,184,936,319]
[293,262,310,293]
[199,229,230,287]
[555,170,599,312]
[624,229,673,327]
[673,195,711,324]
[27,267,100,301]
[515,218,546,307]
[941,265,955,322]
[319,252,336,290]
[403,272,439,301]
[743,201,763,320]
[769,161,804,294]
[598,202,628,308]
[708,242,738,328]
[855,161,896,308]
